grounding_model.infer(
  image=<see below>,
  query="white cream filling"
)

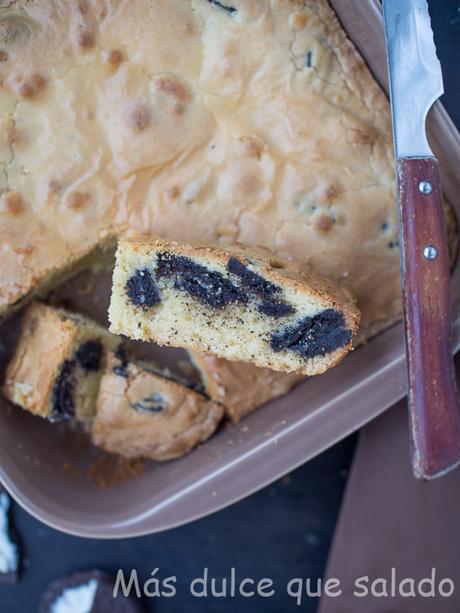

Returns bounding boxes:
[50,578,98,613]
[0,493,18,574]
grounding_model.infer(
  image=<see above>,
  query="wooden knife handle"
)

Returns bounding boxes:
[398,157,460,479]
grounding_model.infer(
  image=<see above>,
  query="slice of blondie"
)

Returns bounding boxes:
[109,237,360,376]
[2,302,120,423]
[189,352,305,423]
[91,351,224,461]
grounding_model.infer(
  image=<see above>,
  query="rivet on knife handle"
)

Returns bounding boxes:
[398,157,460,479]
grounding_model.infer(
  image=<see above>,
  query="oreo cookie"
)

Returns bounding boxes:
[227,258,295,318]
[50,359,77,421]
[125,268,160,308]
[207,0,237,14]
[270,309,352,358]
[156,252,247,309]
[75,340,103,372]
[0,489,20,584]
[39,570,144,613]
[130,393,165,413]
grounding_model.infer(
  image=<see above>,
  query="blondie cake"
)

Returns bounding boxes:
[92,351,224,461]
[0,0,441,346]
[109,237,360,375]
[190,351,305,422]
[2,302,120,422]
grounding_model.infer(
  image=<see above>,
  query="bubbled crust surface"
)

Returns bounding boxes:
[0,0,403,341]
[2,302,79,417]
[92,353,224,461]
[191,351,305,422]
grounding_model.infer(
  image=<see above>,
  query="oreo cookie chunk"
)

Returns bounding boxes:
[39,570,144,613]
[3,303,121,425]
[0,490,20,584]
[109,237,360,376]
[91,352,224,461]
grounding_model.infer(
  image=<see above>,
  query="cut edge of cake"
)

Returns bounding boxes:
[2,302,120,422]
[0,236,117,323]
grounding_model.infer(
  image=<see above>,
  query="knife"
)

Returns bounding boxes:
[382,0,460,479]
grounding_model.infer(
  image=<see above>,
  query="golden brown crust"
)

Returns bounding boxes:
[310,0,391,133]
[191,351,305,422]
[92,353,224,461]
[0,234,117,323]
[2,302,79,417]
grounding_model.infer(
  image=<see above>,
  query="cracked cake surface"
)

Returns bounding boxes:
[92,351,224,461]
[0,0,431,344]
[2,302,120,422]
[109,236,360,375]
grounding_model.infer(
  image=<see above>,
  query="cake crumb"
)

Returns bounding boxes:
[87,452,145,488]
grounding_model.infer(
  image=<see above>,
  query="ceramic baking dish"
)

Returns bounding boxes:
[0,0,459,537]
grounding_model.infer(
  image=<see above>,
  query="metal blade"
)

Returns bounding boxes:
[382,0,444,159]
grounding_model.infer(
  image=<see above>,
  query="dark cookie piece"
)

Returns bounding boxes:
[228,257,295,318]
[113,345,129,378]
[75,339,102,372]
[126,269,160,308]
[130,393,165,413]
[258,300,296,318]
[51,340,105,420]
[39,570,144,613]
[227,257,279,300]
[0,490,20,584]
[208,0,236,15]
[156,252,247,308]
[270,309,352,359]
[50,359,76,420]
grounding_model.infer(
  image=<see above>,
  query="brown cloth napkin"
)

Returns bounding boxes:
[319,387,460,612]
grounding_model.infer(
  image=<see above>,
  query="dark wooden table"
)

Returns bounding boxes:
[1,2,459,612]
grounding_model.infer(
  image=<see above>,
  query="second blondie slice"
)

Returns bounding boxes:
[189,352,305,423]
[3,303,120,423]
[91,351,224,461]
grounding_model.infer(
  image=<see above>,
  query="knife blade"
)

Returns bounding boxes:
[383,0,460,479]
[383,0,443,158]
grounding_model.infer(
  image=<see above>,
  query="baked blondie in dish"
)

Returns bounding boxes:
[190,351,305,422]
[92,351,224,460]
[3,304,224,460]
[109,236,360,375]
[3,302,120,422]
[0,0,439,346]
